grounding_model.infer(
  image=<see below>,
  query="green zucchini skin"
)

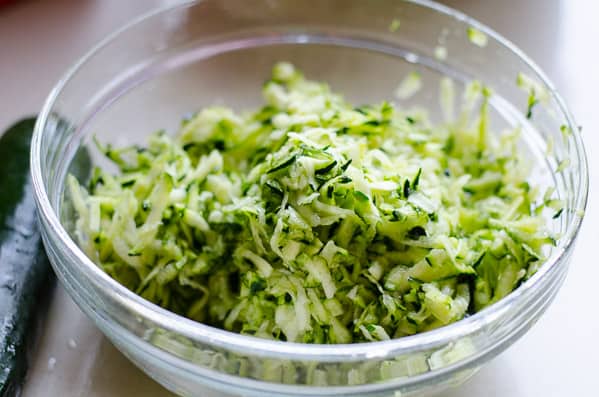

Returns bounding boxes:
[0,118,48,396]
[0,118,90,396]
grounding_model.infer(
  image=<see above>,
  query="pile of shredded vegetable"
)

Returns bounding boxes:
[68,63,555,344]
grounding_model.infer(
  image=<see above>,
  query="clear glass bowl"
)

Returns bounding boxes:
[31,1,588,396]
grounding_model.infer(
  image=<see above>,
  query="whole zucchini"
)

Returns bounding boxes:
[0,118,89,396]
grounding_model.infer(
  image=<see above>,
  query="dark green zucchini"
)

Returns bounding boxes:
[0,118,89,396]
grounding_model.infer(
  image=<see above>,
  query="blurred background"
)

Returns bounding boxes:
[1,1,596,396]
[3,0,591,133]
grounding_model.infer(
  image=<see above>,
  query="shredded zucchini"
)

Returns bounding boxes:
[68,63,554,344]
[389,18,401,33]
[434,45,448,61]
[394,71,422,100]
[467,27,488,47]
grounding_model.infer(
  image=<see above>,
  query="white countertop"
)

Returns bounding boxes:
[1,0,597,396]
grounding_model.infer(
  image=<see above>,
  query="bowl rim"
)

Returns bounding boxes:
[30,0,589,363]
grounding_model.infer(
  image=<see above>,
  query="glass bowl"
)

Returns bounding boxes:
[30,1,588,396]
